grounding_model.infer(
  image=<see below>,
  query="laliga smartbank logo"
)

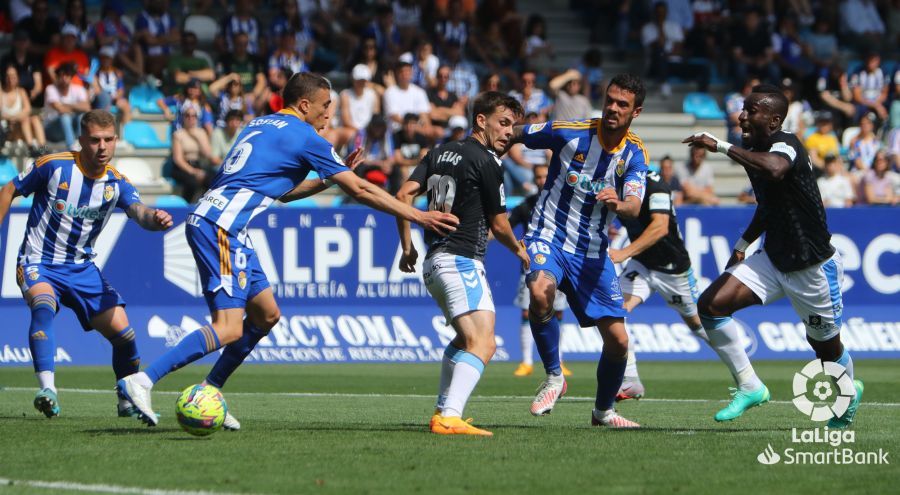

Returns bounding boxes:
[756,359,889,466]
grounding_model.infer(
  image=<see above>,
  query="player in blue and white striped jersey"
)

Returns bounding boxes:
[510,73,648,428]
[0,110,174,419]
[118,72,458,427]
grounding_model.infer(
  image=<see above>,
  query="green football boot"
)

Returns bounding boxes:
[827,380,864,429]
[714,385,770,422]
[34,388,60,418]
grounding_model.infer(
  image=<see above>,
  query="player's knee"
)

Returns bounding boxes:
[605,331,629,356]
[259,308,281,331]
[697,290,728,317]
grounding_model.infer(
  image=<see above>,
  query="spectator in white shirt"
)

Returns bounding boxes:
[382,61,431,133]
[548,69,592,121]
[677,145,720,205]
[817,155,855,207]
[42,63,90,149]
[340,64,380,132]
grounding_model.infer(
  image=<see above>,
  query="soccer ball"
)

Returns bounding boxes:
[175,384,227,436]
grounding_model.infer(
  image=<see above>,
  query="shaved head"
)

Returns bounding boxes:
[750,84,788,121]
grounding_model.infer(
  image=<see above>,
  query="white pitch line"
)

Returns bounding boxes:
[0,477,262,495]
[2,387,899,407]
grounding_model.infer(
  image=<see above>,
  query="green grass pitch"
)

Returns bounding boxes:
[1,360,898,494]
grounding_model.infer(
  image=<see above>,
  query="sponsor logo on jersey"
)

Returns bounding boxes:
[58,181,69,191]
[528,123,546,134]
[534,254,546,265]
[566,172,605,194]
[624,180,644,198]
[53,200,104,220]
[199,191,228,210]
[29,272,39,280]
[616,159,625,176]
[103,185,115,202]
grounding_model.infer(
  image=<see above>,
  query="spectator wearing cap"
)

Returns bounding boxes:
[90,1,144,78]
[503,112,550,195]
[135,0,180,80]
[170,102,218,202]
[340,64,380,133]
[731,8,780,85]
[44,24,90,86]
[42,63,90,149]
[383,61,431,133]
[167,31,216,90]
[805,112,840,173]
[859,150,897,205]
[215,32,266,104]
[548,69,592,121]
[510,69,552,121]
[428,65,466,140]
[850,52,890,122]
[0,63,48,157]
[92,46,132,126]
[219,0,263,56]
[817,155,855,207]
[350,115,395,190]
[840,0,887,53]
[212,109,244,164]
[0,30,44,105]
[442,43,479,103]
[812,62,855,135]
[848,112,883,175]
[157,79,215,136]
[677,145,720,205]
[392,113,431,189]
[446,115,469,143]
[14,0,60,59]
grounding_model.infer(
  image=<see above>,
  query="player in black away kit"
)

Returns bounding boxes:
[683,84,861,427]
[395,91,529,436]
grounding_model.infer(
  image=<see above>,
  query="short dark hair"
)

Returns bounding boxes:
[57,62,78,76]
[472,91,524,127]
[225,109,244,122]
[607,73,646,108]
[660,154,673,163]
[282,72,331,107]
[402,112,419,124]
[81,110,117,132]
[751,83,789,119]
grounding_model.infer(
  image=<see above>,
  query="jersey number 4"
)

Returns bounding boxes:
[426,174,457,213]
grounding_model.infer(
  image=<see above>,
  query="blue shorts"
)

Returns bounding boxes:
[186,214,270,312]
[524,237,626,326]
[17,262,125,330]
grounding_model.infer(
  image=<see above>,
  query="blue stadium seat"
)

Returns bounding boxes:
[506,195,525,210]
[128,84,165,114]
[284,198,320,208]
[683,93,726,120]
[154,195,189,208]
[0,158,18,185]
[16,195,32,208]
[330,196,346,207]
[414,196,428,209]
[123,121,170,149]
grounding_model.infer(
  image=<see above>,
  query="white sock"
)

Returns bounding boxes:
[435,349,456,410]
[624,346,639,379]
[36,371,56,392]
[134,371,154,389]
[704,317,763,392]
[520,321,533,365]
[442,358,484,418]
[690,324,710,344]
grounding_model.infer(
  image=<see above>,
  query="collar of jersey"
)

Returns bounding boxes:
[594,119,627,154]
[278,108,302,119]
[74,153,109,180]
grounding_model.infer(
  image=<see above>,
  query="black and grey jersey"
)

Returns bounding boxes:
[409,137,506,260]
[749,131,834,272]
[618,171,692,274]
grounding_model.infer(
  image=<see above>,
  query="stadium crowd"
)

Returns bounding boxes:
[0,0,898,205]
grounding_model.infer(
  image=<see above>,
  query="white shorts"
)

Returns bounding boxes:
[619,259,699,317]
[423,253,494,322]
[513,274,569,311]
[727,249,844,341]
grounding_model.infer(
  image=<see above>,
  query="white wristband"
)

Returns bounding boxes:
[734,237,750,253]
[717,140,733,154]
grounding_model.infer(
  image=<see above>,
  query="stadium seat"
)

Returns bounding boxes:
[114,157,156,185]
[128,84,165,114]
[184,15,219,46]
[330,196,346,207]
[154,195,190,208]
[414,196,428,209]
[284,198,320,208]
[842,127,861,149]
[123,121,170,149]
[0,158,18,185]
[16,195,32,207]
[506,195,525,209]
[682,93,726,120]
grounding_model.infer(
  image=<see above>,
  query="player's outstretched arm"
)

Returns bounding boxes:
[609,212,669,264]
[126,203,174,231]
[282,147,366,203]
[488,212,530,271]
[394,180,422,273]
[0,182,20,228]
[330,171,459,235]
[683,132,791,181]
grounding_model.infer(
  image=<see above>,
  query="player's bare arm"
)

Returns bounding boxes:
[488,211,529,271]
[609,212,668,264]
[683,133,791,181]
[395,180,423,273]
[280,147,365,203]
[596,187,642,219]
[330,170,459,235]
[126,203,173,231]
[508,124,528,146]
[0,182,20,227]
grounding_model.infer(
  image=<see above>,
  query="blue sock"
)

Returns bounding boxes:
[144,325,221,384]
[205,321,267,388]
[108,327,140,380]
[594,353,626,411]
[834,347,854,381]
[530,313,562,375]
[28,294,57,373]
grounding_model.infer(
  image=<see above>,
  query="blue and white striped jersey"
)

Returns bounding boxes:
[12,151,142,265]
[521,119,649,258]
[192,109,349,234]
